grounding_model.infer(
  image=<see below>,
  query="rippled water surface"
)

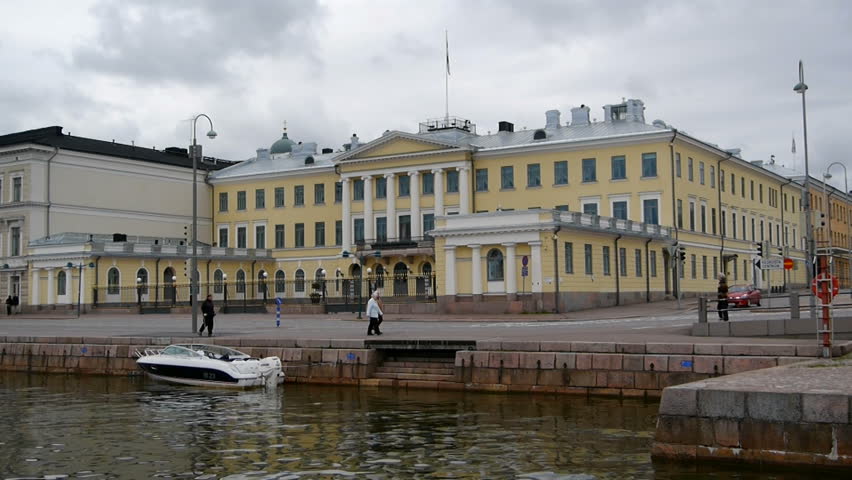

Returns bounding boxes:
[0,372,842,479]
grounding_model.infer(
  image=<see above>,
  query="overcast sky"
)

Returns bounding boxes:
[2,0,850,188]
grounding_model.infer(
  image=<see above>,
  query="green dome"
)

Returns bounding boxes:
[270,132,296,154]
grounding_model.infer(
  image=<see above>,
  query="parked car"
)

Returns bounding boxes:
[727,284,761,307]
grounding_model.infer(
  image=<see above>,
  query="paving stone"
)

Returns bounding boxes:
[500,341,540,352]
[592,353,623,370]
[538,341,572,352]
[616,343,646,354]
[723,356,777,374]
[721,344,796,357]
[796,344,821,357]
[646,343,694,355]
[693,344,722,355]
[570,341,616,353]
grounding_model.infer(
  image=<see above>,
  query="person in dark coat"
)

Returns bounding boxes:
[717,274,729,322]
[5,296,11,316]
[12,295,19,314]
[199,294,216,337]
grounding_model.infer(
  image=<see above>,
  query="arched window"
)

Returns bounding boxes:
[533,129,546,140]
[236,270,246,293]
[275,270,286,293]
[136,268,149,294]
[257,270,267,293]
[295,269,305,292]
[57,270,67,296]
[421,262,432,275]
[374,264,385,288]
[315,268,325,281]
[487,249,504,281]
[213,269,224,294]
[393,262,408,296]
[107,267,120,294]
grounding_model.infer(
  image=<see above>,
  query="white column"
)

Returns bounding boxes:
[363,176,374,242]
[470,244,482,295]
[504,243,517,294]
[444,245,457,295]
[529,241,543,293]
[341,178,351,251]
[433,168,444,216]
[79,265,86,307]
[410,171,421,239]
[385,173,396,240]
[459,166,471,214]
[46,268,55,306]
[62,267,73,304]
[30,268,39,306]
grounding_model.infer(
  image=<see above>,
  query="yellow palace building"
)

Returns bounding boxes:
[207,98,809,314]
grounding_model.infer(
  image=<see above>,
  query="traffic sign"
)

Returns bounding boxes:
[760,257,784,270]
[783,258,794,270]
[522,255,529,267]
[811,272,840,303]
[521,266,529,277]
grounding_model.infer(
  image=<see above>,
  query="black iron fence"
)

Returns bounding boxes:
[92,274,437,308]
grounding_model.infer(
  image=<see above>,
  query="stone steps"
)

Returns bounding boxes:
[375,366,454,375]
[373,372,456,381]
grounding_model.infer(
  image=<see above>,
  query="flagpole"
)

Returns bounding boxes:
[445,29,449,122]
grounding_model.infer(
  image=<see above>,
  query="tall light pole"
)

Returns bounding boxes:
[824,162,850,293]
[189,114,217,333]
[794,60,815,320]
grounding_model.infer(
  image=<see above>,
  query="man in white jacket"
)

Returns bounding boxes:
[366,290,383,336]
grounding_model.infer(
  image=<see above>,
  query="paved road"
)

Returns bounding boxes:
[1,297,843,346]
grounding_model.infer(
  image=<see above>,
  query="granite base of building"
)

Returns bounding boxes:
[438,291,667,314]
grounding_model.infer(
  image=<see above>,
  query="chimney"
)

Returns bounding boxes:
[570,105,590,126]
[498,121,514,133]
[350,133,360,149]
[256,148,271,161]
[545,110,561,129]
[625,99,645,123]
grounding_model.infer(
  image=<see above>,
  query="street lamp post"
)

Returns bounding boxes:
[136,277,142,311]
[321,269,328,302]
[222,273,228,308]
[189,114,217,333]
[171,275,177,306]
[794,60,816,320]
[67,261,93,318]
[824,163,850,293]
[262,271,268,304]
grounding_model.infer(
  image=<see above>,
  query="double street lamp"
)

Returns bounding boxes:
[189,114,217,333]
[794,60,816,320]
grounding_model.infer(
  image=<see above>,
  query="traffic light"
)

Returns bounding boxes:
[678,246,686,263]
[756,242,764,257]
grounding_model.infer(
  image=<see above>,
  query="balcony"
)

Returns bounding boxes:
[354,236,435,256]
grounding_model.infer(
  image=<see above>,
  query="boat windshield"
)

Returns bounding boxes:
[174,344,250,360]
[161,345,200,357]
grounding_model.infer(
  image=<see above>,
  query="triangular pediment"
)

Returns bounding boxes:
[335,131,461,162]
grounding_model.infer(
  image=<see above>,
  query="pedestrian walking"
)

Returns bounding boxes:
[5,296,11,316]
[717,274,729,322]
[199,294,216,337]
[365,290,383,336]
[12,295,19,314]
[376,290,385,332]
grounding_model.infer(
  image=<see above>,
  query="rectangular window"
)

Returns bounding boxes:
[722,211,727,237]
[335,220,342,246]
[635,249,642,277]
[501,166,514,189]
[702,255,708,279]
[398,215,411,240]
[742,215,747,240]
[10,226,20,256]
[699,162,705,185]
[731,173,735,194]
[255,224,265,249]
[688,157,694,181]
[760,220,765,241]
[554,161,568,185]
[582,158,596,182]
[582,202,598,215]
[353,179,364,201]
[643,199,659,225]
[375,177,387,199]
[691,254,697,279]
[619,247,627,277]
[711,208,717,235]
[677,199,683,228]
[751,218,756,241]
[710,165,716,188]
[741,177,745,198]
[720,169,725,192]
[555,204,569,212]
[743,259,749,281]
[732,213,737,238]
[650,251,657,277]
[275,224,285,248]
[422,172,434,194]
[527,163,541,187]
[12,177,21,202]
[611,155,626,180]
[733,259,738,281]
[314,183,325,204]
[612,201,628,220]
[218,227,228,248]
[750,180,754,200]
[713,256,718,279]
[237,191,246,210]
[335,182,342,203]
[602,246,611,276]
[218,192,228,212]
[423,213,435,235]
[700,204,707,233]
[237,226,247,249]
[275,187,285,207]
[675,153,682,177]
[564,242,574,274]
[446,170,459,193]
[376,217,387,242]
[584,244,593,275]
[475,168,488,191]
[295,223,305,248]
[354,218,365,243]
[314,222,325,246]
[399,175,410,196]
[642,153,657,178]
[295,185,304,206]
[689,201,696,231]
[255,188,265,209]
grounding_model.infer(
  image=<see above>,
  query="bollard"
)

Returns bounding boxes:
[789,291,800,320]
[698,296,707,323]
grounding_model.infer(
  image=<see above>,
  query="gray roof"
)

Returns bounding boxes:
[29,232,189,246]
[467,120,669,150]
[210,149,336,180]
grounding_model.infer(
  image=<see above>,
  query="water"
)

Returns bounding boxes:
[0,372,841,479]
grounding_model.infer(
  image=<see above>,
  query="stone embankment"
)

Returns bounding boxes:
[653,358,852,468]
[1,335,844,399]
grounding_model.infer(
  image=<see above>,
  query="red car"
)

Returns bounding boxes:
[727,284,761,307]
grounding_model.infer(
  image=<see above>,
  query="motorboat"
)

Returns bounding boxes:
[135,344,284,388]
